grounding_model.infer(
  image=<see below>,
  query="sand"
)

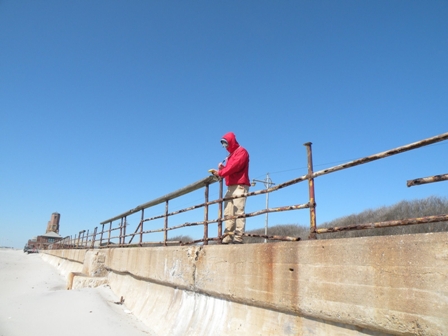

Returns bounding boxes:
[0,249,154,336]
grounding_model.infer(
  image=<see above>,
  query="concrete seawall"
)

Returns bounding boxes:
[42,232,448,335]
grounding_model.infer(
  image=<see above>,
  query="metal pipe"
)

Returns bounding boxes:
[305,142,317,239]
[204,184,209,245]
[164,200,169,246]
[81,230,86,248]
[241,131,448,199]
[181,237,221,246]
[90,227,97,249]
[407,174,448,187]
[123,216,127,246]
[99,224,105,247]
[265,184,269,242]
[101,176,217,224]
[140,209,144,246]
[251,173,275,243]
[119,218,123,246]
[108,221,112,246]
[316,214,448,234]
[138,203,310,234]
[312,132,448,180]
[142,203,205,222]
[85,231,88,248]
[243,233,301,241]
[218,179,223,242]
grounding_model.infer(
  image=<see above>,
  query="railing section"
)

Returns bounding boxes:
[51,132,448,250]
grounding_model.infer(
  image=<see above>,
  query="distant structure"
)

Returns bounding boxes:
[26,212,63,251]
[46,212,60,234]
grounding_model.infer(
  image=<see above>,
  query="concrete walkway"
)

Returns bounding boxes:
[0,249,153,336]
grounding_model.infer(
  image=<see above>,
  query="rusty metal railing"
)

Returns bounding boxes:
[407,174,448,187]
[50,131,448,250]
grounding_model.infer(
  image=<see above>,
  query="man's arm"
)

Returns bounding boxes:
[218,148,248,177]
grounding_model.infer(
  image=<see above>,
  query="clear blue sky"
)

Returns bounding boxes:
[1,1,447,248]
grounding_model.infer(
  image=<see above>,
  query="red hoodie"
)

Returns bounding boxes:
[218,132,250,186]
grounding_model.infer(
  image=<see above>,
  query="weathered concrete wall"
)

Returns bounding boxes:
[42,232,448,335]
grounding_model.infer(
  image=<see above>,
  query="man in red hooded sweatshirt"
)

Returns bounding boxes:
[212,132,250,244]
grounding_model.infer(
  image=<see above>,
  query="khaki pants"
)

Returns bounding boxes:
[223,185,249,243]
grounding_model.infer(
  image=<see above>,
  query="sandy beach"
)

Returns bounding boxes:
[0,249,153,336]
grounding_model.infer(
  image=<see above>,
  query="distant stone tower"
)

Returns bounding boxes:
[46,212,60,234]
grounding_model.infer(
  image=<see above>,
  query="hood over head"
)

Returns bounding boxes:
[221,132,239,153]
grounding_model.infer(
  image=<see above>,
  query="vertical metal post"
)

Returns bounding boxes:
[99,224,105,248]
[264,174,271,243]
[251,173,275,243]
[119,218,123,246]
[84,230,89,248]
[108,221,112,246]
[123,216,127,246]
[304,142,317,239]
[218,179,223,243]
[203,184,209,245]
[263,173,274,243]
[90,227,97,249]
[164,200,169,246]
[139,209,144,246]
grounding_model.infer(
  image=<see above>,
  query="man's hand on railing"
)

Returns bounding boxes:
[208,169,219,177]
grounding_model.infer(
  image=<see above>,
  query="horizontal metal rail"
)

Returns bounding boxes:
[316,214,448,234]
[126,203,311,236]
[258,131,448,197]
[243,233,301,241]
[101,176,217,224]
[407,173,448,187]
